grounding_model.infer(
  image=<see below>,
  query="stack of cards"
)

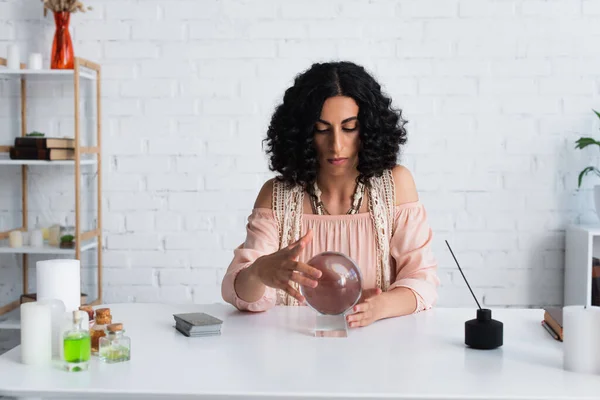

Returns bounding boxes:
[173,312,223,337]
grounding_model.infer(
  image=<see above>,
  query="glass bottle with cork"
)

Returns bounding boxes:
[63,310,91,372]
[90,307,111,355]
[79,305,95,328]
[99,323,131,363]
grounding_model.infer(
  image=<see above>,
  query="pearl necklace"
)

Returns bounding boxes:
[310,180,365,215]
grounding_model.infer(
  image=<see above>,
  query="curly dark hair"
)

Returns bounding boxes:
[263,60,408,187]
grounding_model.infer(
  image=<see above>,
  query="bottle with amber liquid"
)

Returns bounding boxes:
[90,307,111,355]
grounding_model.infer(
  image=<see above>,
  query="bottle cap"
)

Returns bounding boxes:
[96,307,111,317]
[107,323,123,332]
[95,315,112,325]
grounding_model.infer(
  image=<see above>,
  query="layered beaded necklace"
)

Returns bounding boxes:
[310,180,366,215]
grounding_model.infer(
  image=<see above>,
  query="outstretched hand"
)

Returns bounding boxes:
[346,288,383,328]
[251,229,322,304]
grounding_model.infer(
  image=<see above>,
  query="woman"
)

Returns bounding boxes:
[221,61,439,328]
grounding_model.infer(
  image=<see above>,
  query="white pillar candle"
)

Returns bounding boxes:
[37,299,66,359]
[30,230,43,247]
[7,44,20,69]
[563,305,600,374]
[20,302,52,366]
[9,230,22,248]
[36,259,81,313]
[28,52,42,70]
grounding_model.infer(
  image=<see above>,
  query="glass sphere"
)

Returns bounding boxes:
[300,251,362,315]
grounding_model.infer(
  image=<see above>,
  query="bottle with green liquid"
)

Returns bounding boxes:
[63,310,91,372]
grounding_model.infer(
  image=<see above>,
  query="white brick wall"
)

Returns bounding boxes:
[1,0,599,310]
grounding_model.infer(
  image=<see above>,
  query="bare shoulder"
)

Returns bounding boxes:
[390,165,418,205]
[253,178,276,209]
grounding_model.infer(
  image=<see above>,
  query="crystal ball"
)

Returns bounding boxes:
[300,251,363,315]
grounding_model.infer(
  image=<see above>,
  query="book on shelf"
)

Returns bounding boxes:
[9,147,75,160]
[14,137,75,149]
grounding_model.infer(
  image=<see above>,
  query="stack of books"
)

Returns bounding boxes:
[9,137,75,161]
[173,312,223,337]
[541,307,563,341]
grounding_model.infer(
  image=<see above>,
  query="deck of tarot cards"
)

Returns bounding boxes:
[173,312,223,337]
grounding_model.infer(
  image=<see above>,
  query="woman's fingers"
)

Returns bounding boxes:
[290,271,318,288]
[352,302,371,314]
[347,302,373,328]
[286,229,313,256]
[294,262,322,280]
[284,282,305,304]
[347,311,371,327]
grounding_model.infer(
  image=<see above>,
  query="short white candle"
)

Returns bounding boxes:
[30,230,43,247]
[563,305,600,374]
[20,302,52,366]
[8,230,22,248]
[28,52,42,70]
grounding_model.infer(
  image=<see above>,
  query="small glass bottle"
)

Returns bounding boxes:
[90,307,111,355]
[62,310,91,372]
[79,305,95,329]
[99,323,131,363]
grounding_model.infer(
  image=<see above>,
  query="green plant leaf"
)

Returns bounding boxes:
[60,234,74,242]
[593,109,600,120]
[575,137,600,149]
[578,166,600,188]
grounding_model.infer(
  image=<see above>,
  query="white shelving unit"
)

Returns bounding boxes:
[0,68,96,81]
[0,241,98,255]
[0,157,97,166]
[564,224,600,307]
[0,57,103,323]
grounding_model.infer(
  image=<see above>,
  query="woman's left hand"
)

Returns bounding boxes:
[346,288,383,328]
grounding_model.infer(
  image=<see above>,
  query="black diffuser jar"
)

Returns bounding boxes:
[465,308,503,350]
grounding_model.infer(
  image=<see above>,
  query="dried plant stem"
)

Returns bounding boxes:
[41,0,91,15]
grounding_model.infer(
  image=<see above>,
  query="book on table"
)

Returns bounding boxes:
[543,307,562,341]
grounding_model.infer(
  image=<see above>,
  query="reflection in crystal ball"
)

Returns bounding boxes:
[300,251,362,315]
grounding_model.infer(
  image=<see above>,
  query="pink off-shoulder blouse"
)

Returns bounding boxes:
[221,201,439,314]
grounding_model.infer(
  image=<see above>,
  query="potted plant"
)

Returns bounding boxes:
[575,110,600,218]
[59,234,75,249]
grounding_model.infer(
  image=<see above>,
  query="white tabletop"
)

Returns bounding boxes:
[0,303,598,400]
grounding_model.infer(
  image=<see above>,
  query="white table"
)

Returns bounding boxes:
[0,303,598,400]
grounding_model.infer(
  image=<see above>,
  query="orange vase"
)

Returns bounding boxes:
[51,11,74,69]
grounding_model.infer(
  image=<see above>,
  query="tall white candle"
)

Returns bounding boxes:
[563,305,600,374]
[36,259,81,312]
[20,302,52,366]
[7,44,20,69]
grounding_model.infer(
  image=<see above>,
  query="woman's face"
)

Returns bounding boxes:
[313,95,360,176]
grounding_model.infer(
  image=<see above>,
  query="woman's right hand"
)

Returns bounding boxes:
[250,229,322,304]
